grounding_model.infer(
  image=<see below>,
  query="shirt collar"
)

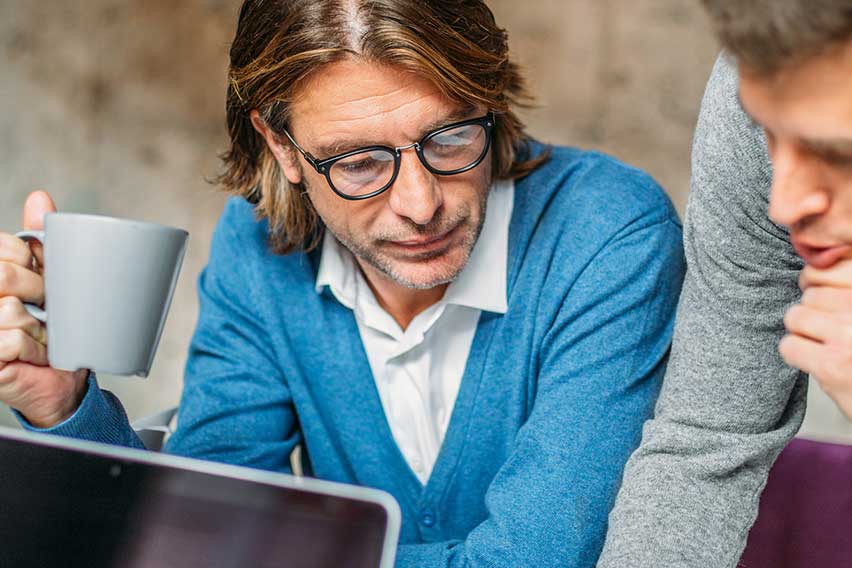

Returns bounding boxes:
[315,178,514,315]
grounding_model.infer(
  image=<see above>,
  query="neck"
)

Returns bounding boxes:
[357,260,447,330]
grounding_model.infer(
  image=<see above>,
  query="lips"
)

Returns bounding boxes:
[389,226,457,251]
[791,238,852,269]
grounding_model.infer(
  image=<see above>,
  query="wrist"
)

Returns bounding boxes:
[26,369,89,429]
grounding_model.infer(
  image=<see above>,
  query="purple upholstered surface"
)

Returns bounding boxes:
[739,437,852,568]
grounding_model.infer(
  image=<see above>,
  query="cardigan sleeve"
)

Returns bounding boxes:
[394,213,685,567]
[597,54,806,568]
[162,206,301,472]
[14,201,302,472]
[14,371,146,448]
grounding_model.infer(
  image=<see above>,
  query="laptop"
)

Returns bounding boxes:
[0,427,400,568]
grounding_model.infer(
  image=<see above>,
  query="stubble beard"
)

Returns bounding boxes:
[330,194,489,290]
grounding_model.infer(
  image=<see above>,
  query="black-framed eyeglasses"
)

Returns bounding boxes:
[280,113,495,200]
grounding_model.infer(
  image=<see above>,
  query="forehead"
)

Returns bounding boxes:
[738,42,852,139]
[288,58,461,142]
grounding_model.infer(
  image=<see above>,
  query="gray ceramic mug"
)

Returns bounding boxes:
[15,213,188,377]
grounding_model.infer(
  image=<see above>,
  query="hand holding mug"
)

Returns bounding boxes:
[0,190,188,429]
[0,192,88,428]
[780,258,852,419]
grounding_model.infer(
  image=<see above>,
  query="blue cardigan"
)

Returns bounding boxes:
[37,144,684,567]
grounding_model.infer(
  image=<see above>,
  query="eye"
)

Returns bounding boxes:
[339,157,378,173]
[426,125,482,157]
[820,151,852,169]
[434,125,477,144]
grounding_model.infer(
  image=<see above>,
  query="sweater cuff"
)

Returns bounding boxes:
[14,371,134,445]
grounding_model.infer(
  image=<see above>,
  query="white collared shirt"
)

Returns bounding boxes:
[316,180,513,484]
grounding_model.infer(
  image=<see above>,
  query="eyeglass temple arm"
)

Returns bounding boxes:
[280,127,320,170]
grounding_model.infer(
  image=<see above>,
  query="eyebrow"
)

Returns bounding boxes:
[313,105,479,159]
[735,92,852,156]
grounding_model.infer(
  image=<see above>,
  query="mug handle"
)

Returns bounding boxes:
[14,230,47,323]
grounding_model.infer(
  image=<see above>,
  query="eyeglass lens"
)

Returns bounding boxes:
[328,122,488,197]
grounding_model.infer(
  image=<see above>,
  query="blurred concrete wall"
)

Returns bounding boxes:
[1,1,848,440]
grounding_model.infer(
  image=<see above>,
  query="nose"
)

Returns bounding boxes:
[767,142,830,228]
[387,148,443,226]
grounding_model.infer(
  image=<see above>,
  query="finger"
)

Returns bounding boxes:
[22,191,57,231]
[0,262,45,305]
[0,329,49,366]
[800,260,852,290]
[22,191,57,266]
[0,233,35,269]
[783,304,839,343]
[800,286,852,319]
[0,296,46,344]
[778,333,823,376]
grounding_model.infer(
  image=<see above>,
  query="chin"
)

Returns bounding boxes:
[380,249,469,290]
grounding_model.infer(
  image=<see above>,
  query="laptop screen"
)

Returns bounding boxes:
[0,428,398,568]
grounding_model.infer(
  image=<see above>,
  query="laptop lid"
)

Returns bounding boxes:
[0,427,400,568]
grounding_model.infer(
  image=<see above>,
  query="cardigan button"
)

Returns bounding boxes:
[419,509,436,527]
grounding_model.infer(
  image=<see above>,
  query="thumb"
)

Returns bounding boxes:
[23,191,58,231]
[22,191,58,270]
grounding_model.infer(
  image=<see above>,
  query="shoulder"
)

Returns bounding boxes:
[691,53,771,206]
[209,197,316,275]
[687,54,797,271]
[505,144,682,294]
[515,143,680,243]
[215,196,269,246]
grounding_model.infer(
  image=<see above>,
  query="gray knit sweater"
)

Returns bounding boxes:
[597,55,807,567]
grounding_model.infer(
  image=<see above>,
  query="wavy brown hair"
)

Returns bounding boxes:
[218,0,549,254]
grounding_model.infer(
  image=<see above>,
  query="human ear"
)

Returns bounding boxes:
[249,110,303,185]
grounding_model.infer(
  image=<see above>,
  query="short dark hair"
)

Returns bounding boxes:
[700,0,852,76]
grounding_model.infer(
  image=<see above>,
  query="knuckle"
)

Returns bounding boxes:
[798,268,811,290]
[0,263,14,291]
[783,305,801,328]
[11,328,27,344]
[778,335,795,360]
[2,238,33,268]
[0,329,25,361]
[9,328,27,348]
[0,295,22,319]
[0,332,13,361]
[0,364,12,387]
[778,334,791,351]
[800,287,818,305]
[14,247,33,269]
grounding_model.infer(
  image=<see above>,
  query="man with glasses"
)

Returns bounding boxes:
[0,1,684,565]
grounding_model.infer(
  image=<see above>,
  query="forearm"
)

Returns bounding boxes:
[600,287,806,567]
[598,53,806,568]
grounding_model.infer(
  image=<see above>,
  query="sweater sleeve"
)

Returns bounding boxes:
[14,371,145,448]
[394,212,685,567]
[597,54,807,568]
[13,200,303,469]
[161,203,300,472]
